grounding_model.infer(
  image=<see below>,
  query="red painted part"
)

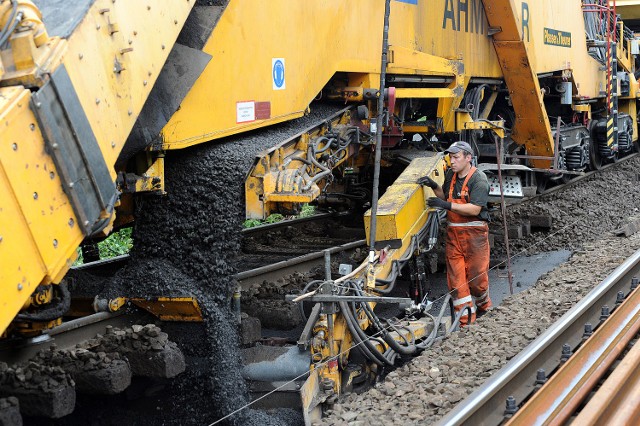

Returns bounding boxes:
[387,87,396,116]
[381,129,403,148]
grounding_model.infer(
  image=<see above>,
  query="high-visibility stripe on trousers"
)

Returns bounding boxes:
[452,295,476,325]
[474,288,492,312]
[446,225,491,326]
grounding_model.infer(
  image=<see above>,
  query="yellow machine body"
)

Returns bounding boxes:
[1,0,639,362]
[364,156,446,245]
[0,0,194,335]
[299,155,446,421]
[163,0,605,147]
[160,0,636,220]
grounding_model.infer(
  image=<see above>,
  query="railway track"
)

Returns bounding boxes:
[437,249,640,426]
[237,214,364,272]
[1,115,636,424]
[520,152,639,204]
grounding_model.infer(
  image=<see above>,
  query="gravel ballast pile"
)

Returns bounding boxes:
[0,360,75,419]
[0,397,21,426]
[493,156,640,255]
[80,324,185,379]
[98,104,345,425]
[35,343,131,395]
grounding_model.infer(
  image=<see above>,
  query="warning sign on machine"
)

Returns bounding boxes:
[236,101,255,123]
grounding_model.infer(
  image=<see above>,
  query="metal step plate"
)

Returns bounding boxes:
[488,175,523,197]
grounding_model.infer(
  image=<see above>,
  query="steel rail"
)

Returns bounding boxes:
[234,239,366,290]
[572,328,640,425]
[241,211,351,236]
[0,310,151,365]
[435,248,640,426]
[506,271,640,425]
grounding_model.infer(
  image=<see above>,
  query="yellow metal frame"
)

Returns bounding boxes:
[0,0,194,336]
[245,108,357,219]
[304,155,446,399]
[130,297,204,322]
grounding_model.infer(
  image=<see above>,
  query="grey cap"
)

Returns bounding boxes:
[445,141,473,155]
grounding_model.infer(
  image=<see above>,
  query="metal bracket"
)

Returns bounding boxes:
[30,65,116,235]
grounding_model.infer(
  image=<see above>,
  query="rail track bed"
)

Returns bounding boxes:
[319,155,640,425]
[439,250,640,425]
[238,215,365,273]
[2,138,638,425]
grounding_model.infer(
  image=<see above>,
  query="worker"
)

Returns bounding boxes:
[418,141,491,326]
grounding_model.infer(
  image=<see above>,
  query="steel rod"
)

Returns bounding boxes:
[234,240,366,280]
[367,0,392,261]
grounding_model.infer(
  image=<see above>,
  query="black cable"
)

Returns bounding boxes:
[0,0,23,48]
[0,0,18,45]
[298,280,324,321]
[339,300,390,366]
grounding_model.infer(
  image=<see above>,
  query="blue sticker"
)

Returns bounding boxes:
[273,59,285,89]
[395,0,418,4]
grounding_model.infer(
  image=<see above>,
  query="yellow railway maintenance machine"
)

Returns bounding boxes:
[2,0,640,421]
[232,0,639,423]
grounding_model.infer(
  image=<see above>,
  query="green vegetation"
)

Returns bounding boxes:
[73,227,133,266]
[243,218,263,228]
[264,213,284,224]
[99,227,133,258]
[299,204,316,218]
[242,204,316,228]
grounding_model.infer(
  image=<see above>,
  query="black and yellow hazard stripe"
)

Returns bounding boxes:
[607,41,618,149]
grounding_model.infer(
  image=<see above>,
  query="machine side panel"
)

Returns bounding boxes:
[161,0,610,150]
[518,0,604,98]
[160,0,503,149]
[0,87,83,334]
[0,0,195,335]
[58,0,194,176]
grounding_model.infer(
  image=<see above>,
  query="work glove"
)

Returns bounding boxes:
[427,197,451,210]
[417,175,438,189]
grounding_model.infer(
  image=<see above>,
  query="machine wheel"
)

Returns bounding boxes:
[588,136,603,170]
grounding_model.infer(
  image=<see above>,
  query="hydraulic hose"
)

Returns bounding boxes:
[339,300,390,366]
[346,281,418,356]
[417,293,452,350]
[0,0,18,47]
[447,306,474,333]
[313,136,333,154]
[298,280,324,321]
[383,347,398,364]
[303,142,332,191]
[381,323,417,356]
[342,287,394,366]
[374,208,442,293]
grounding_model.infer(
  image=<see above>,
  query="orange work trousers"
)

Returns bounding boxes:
[445,224,491,326]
